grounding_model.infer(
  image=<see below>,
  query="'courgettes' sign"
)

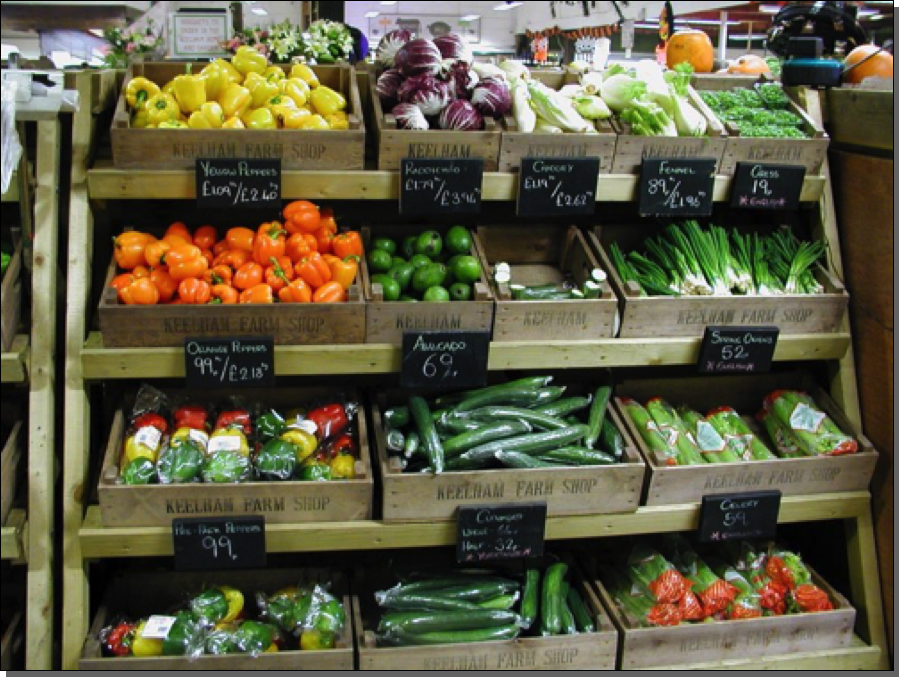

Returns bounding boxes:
[457,503,547,563]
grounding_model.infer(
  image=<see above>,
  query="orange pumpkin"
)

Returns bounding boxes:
[666,30,715,74]
[727,54,771,75]
[843,44,893,84]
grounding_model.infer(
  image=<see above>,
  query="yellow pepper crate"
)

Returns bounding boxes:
[111,62,364,170]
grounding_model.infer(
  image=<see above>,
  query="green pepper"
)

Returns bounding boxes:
[161,610,202,657]
[122,457,156,485]
[311,598,346,634]
[256,410,287,443]
[299,463,332,481]
[205,626,239,655]
[191,588,230,625]
[262,589,306,633]
[203,449,252,483]
[157,439,205,484]
[233,621,277,654]
[255,438,298,481]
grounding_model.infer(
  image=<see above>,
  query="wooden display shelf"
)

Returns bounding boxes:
[1,171,17,202]
[1,510,27,562]
[1,335,29,384]
[86,160,828,203]
[79,490,870,559]
[81,330,851,379]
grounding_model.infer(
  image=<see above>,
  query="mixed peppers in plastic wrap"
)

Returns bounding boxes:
[119,384,359,485]
[603,538,833,628]
[99,579,346,659]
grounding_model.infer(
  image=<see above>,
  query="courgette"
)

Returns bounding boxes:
[453,386,547,413]
[445,455,494,472]
[538,446,617,466]
[403,430,421,459]
[434,376,554,409]
[460,425,590,463]
[478,593,519,610]
[410,396,444,474]
[443,420,533,459]
[599,419,626,460]
[437,417,485,436]
[376,592,483,612]
[392,575,519,595]
[534,396,592,418]
[388,623,520,645]
[533,386,567,406]
[379,609,520,634]
[464,406,569,431]
[585,386,612,450]
[567,586,595,633]
[495,451,559,469]
[541,562,568,636]
[559,581,578,635]
[520,567,541,630]
[384,406,410,429]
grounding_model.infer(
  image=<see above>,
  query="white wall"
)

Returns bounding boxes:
[514,1,750,32]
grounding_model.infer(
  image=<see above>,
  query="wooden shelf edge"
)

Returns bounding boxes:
[1,172,18,202]
[78,491,870,559]
[1,510,27,562]
[1,335,30,384]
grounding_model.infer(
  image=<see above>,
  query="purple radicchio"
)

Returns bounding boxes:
[398,74,451,116]
[471,76,512,118]
[391,103,429,130]
[375,68,405,107]
[438,99,484,131]
[376,29,412,69]
[394,38,442,78]
[433,33,473,62]
[443,60,479,100]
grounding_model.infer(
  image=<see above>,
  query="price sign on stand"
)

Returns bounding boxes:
[196,158,281,209]
[731,163,806,211]
[698,326,779,374]
[699,491,781,543]
[456,503,547,563]
[173,516,266,571]
[516,157,599,216]
[400,159,483,215]
[401,330,490,390]
[639,157,716,216]
[184,337,275,387]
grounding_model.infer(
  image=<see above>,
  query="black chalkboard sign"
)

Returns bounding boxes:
[184,337,275,388]
[400,158,483,215]
[698,326,780,374]
[639,157,716,217]
[699,490,782,543]
[516,157,599,216]
[196,158,281,209]
[457,503,547,563]
[731,163,806,211]
[401,330,490,390]
[173,516,266,571]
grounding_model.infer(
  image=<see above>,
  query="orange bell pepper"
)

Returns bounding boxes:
[313,225,336,255]
[327,255,359,291]
[200,248,215,267]
[214,249,251,270]
[264,255,294,292]
[253,222,287,266]
[211,284,239,305]
[178,277,213,304]
[144,240,172,268]
[318,211,338,233]
[286,232,317,263]
[213,240,230,257]
[150,267,178,303]
[294,252,331,289]
[120,277,160,305]
[132,265,151,280]
[283,200,321,235]
[110,272,136,302]
[167,244,209,281]
[166,221,193,243]
[332,231,363,260]
[204,264,233,286]
[233,261,264,290]
[226,227,256,253]
[113,232,156,270]
[193,225,218,250]
[239,283,274,304]
[278,278,312,303]
[312,280,347,303]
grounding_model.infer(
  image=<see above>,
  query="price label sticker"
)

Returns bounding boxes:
[184,337,275,388]
[698,326,780,374]
[173,516,266,571]
[400,158,483,215]
[456,503,547,563]
[141,616,178,640]
[516,157,599,216]
[639,157,716,217]
[731,163,806,211]
[400,330,490,390]
[699,490,781,543]
[195,158,281,209]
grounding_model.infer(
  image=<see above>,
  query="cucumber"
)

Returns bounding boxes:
[386,429,405,454]
[436,417,485,436]
[376,592,483,612]
[559,581,578,635]
[409,396,444,474]
[403,430,421,459]
[585,386,612,450]
[445,455,494,472]
[379,609,520,634]
[534,396,592,418]
[434,376,554,409]
[520,567,541,630]
[388,623,520,645]
[453,386,547,414]
[564,415,582,425]
[537,446,617,466]
[533,386,567,406]
[460,425,590,463]
[567,586,595,633]
[478,593,519,610]
[511,284,573,300]
[464,406,569,431]
[495,451,559,469]
[394,575,519,594]
[541,562,568,636]
[417,582,518,602]
[384,406,410,429]
[599,419,626,460]
[442,420,533,459]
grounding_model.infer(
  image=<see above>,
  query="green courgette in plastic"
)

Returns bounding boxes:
[436,417,485,436]
[403,430,421,459]
[410,396,444,474]
[391,575,519,595]
[464,406,569,431]
[541,562,568,635]
[442,420,533,459]
[376,591,483,612]
[585,386,612,449]
[387,623,520,645]
[559,581,578,635]
[532,386,567,406]
[378,609,520,634]
[534,396,592,418]
[599,419,626,460]
[520,567,541,629]
[434,376,554,409]
[478,593,519,610]
[495,450,559,469]
[460,425,589,463]
[445,455,493,472]
[453,386,548,414]
[537,446,617,466]
[567,586,595,633]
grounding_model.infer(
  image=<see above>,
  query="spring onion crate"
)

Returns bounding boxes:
[612,371,878,506]
[372,386,645,523]
[360,225,494,345]
[588,224,849,338]
[0,240,22,354]
[96,388,373,527]
[79,569,354,670]
[499,71,617,174]
[111,62,364,170]
[0,421,22,527]
[475,225,618,341]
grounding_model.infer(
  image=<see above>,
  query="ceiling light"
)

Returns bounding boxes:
[681,19,742,26]
[365,11,380,18]
[460,14,481,22]
[494,2,523,11]
[728,35,767,41]
[759,4,782,14]
[251,7,268,15]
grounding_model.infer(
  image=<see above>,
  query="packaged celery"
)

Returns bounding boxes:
[621,398,678,465]
[645,398,705,466]
[707,407,776,461]
[678,407,742,463]
[761,390,858,456]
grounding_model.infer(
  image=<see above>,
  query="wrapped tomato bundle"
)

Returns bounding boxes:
[626,544,692,605]
[760,391,858,457]
[664,536,737,618]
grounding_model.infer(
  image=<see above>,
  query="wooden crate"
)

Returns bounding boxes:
[591,562,855,669]
[79,568,354,670]
[373,390,645,522]
[354,559,618,670]
[97,257,366,347]
[826,87,893,152]
[0,240,22,353]
[361,225,495,345]
[367,70,503,171]
[97,387,373,527]
[111,62,364,170]
[691,77,829,176]
[610,85,726,175]
[612,371,878,506]
[0,421,22,526]
[475,225,617,342]
[0,611,23,671]
[499,71,617,173]
[588,225,849,338]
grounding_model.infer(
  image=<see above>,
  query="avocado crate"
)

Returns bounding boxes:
[499,71,617,173]
[79,568,354,670]
[372,388,645,522]
[1,421,22,526]
[353,557,618,670]
[97,254,366,347]
[475,225,617,342]
[96,387,373,527]
[690,76,829,176]
[612,371,878,506]
[367,71,503,171]
[610,85,727,175]
[0,240,22,353]
[588,224,849,338]
[111,62,364,170]
[360,225,495,345]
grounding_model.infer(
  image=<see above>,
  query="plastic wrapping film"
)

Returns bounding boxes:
[1,80,22,195]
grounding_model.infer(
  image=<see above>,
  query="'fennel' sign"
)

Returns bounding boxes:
[639,157,716,217]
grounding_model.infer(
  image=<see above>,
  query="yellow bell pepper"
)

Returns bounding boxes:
[265,93,297,111]
[209,427,250,456]
[310,86,346,117]
[199,62,230,101]
[242,107,277,129]
[157,120,189,129]
[297,114,330,130]
[244,72,281,108]
[131,622,164,657]
[263,65,286,83]
[290,63,320,88]
[125,76,161,110]
[170,426,209,452]
[172,67,206,114]
[124,432,161,466]
[324,115,349,130]
[188,101,225,129]
[220,586,245,624]
[222,117,246,129]
[218,83,252,118]
[279,78,309,107]
[162,80,176,96]
[232,45,268,76]
[329,454,356,479]
[280,429,318,463]
[131,108,150,129]
[146,92,180,126]
[272,105,310,129]
[300,629,335,650]
[214,58,244,84]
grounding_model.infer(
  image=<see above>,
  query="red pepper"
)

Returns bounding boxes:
[306,403,349,440]
[103,622,136,657]
[324,432,356,459]
[131,412,168,434]
[174,405,208,432]
[215,410,252,435]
